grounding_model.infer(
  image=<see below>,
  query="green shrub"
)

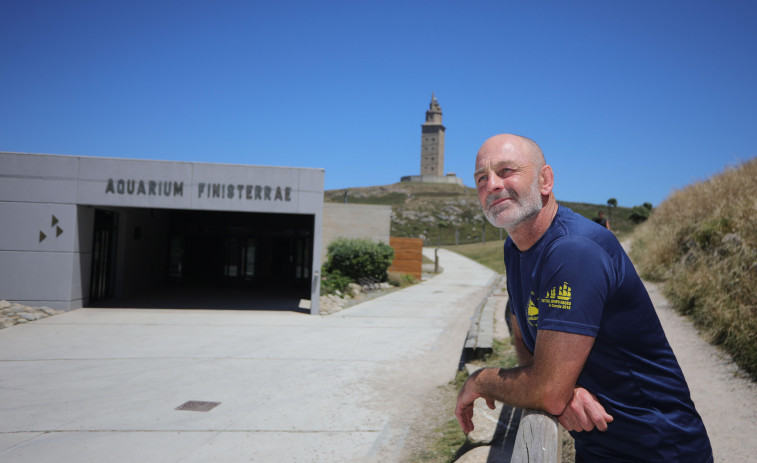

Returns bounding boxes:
[629,204,652,223]
[388,271,416,287]
[320,270,353,296]
[323,237,395,282]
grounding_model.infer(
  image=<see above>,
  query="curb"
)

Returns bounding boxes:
[462,274,506,364]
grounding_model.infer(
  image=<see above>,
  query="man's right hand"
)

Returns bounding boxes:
[455,369,496,434]
[557,387,614,432]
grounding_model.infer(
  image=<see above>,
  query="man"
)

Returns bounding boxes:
[594,210,611,230]
[456,134,712,462]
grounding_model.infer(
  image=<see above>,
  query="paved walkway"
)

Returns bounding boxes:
[0,248,498,463]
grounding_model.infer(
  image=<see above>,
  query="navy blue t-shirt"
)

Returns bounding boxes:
[505,205,712,462]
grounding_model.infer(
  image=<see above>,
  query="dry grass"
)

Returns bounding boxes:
[441,240,507,273]
[630,157,757,380]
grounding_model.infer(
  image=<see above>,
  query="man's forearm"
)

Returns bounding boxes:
[459,324,598,433]
[469,365,564,414]
[510,313,534,367]
[469,329,596,415]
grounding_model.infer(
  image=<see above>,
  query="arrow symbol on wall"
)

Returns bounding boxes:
[52,215,59,227]
[39,231,47,242]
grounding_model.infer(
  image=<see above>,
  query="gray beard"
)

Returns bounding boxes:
[483,179,543,231]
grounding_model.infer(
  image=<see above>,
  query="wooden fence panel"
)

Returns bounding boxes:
[387,237,423,279]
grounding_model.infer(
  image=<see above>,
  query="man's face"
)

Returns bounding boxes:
[474,140,544,231]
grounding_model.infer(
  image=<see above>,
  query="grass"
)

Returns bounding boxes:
[560,200,637,239]
[441,240,507,273]
[630,157,757,380]
[411,378,470,462]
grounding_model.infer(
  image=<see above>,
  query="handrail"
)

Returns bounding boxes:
[510,409,561,463]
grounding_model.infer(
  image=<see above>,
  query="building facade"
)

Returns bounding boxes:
[321,203,392,262]
[0,152,325,314]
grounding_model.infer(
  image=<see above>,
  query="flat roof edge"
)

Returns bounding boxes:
[0,151,325,173]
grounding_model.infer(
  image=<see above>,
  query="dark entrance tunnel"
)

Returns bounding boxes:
[89,208,314,312]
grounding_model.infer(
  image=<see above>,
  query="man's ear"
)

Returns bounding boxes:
[540,165,554,195]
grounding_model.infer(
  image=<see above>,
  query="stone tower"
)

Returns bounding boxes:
[420,93,445,176]
[400,94,462,185]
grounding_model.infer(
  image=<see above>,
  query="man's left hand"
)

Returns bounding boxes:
[557,386,614,432]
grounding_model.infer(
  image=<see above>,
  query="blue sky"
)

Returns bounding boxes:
[2,1,755,207]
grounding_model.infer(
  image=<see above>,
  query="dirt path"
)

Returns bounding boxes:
[619,239,757,460]
[644,280,757,461]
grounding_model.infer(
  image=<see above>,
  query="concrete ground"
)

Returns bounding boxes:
[0,248,498,463]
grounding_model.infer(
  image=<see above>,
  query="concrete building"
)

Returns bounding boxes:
[0,152,325,314]
[321,203,392,262]
[401,94,464,186]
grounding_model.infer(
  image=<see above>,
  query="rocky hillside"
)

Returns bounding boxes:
[325,182,637,245]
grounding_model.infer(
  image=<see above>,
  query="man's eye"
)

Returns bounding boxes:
[476,175,487,185]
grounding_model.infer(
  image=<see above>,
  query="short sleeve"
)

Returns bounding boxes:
[536,236,617,337]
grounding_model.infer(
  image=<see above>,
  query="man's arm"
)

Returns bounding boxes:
[456,329,594,433]
[455,326,613,433]
[456,329,593,428]
[510,313,533,366]
[513,314,613,432]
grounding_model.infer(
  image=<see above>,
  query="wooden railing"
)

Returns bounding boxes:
[510,410,561,463]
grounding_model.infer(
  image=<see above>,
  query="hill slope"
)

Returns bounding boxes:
[325,182,637,245]
[631,157,757,380]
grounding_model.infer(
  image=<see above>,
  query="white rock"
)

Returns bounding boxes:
[19,312,41,321]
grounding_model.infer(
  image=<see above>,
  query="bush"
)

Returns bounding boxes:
[629,203,653,223]
[388,271,416,287]
[323,237,395,282]
[320,271,353,296]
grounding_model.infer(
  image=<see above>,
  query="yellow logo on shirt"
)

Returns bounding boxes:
[527,293,539,326]
[541,282,572,310]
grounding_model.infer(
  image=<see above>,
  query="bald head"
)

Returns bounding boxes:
[474,134,545,181]
[473,133,556,240]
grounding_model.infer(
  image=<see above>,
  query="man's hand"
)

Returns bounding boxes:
[557,387,614,432]
[455,369,496,434]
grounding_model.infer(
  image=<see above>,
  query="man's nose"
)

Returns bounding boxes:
[485,173,504,193]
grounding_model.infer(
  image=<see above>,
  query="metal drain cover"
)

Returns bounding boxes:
[176,401,221,412]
